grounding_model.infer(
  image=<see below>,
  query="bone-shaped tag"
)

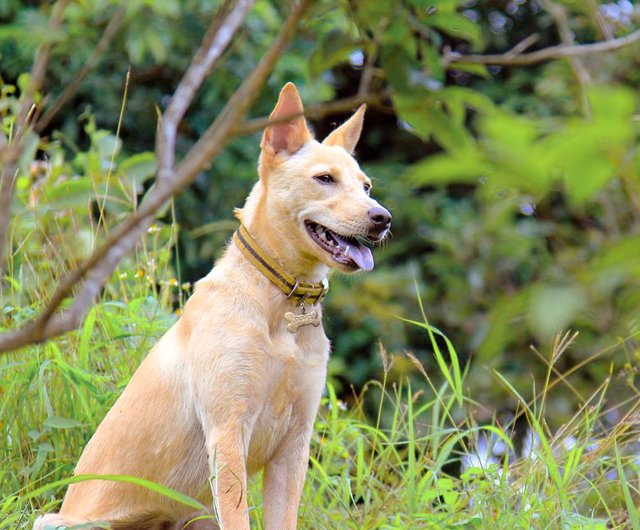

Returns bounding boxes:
[284,310,320,333]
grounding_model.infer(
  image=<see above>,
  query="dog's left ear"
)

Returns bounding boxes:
[261,82,313,156]
[322,104,366,155]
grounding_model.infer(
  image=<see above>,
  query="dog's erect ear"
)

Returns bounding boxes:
[322,104,366,155]
[261,82,312,156]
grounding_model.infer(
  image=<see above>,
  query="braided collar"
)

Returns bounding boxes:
[233,224,329,305]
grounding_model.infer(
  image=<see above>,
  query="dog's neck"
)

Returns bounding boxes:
[233,225,329,305]
[235,184,330,284]
[245,224,329,284]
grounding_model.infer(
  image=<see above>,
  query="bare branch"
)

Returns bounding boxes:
[504,34,540,57]
[35,3,127,133]
[445,28,640,67]
[357,18,387,98]
[587,0,615,41]
[0,0,70,272]
[14,0,70,139]
[542,0,592,117]
[0,0,311,354]
[157,0,256,185]
[175,0,311,182]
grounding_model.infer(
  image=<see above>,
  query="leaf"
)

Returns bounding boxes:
[448,62,489,77]
[404,153,488,185]
[421,42,445,82]
[144,26,168,63]
[92,130,122,168]
[526,284,587,343]
[309,31,359,79]
[43,178,95,209]
[380,45,413,91]
[392,90,474,152]
[382,19,417,58]
[20,474,205,510]
[538,123,620,205]
[119,151,157,193]
[588,85,636,123]
[481,111,538,150]
[356,0,395,30]
[423,13,482,47]
[563,156,614,205]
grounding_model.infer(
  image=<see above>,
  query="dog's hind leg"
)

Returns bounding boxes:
[33,511,218,530]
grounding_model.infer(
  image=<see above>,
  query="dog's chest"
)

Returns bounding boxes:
[247,330,328,472]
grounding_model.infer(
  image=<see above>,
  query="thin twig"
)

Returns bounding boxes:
[0,0,311,354]
[504,33,540,57]
[358,46,378,98]
[542,0,592,117]
[36,2,127,133]
[445,28,640,67]
[173,0,311,184]
[156,0,256,186]
[0,0,70,273]
[357,16,387,98]
[588,0,614,41]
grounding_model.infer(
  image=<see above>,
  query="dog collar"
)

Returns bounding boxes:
[233,224,329,305]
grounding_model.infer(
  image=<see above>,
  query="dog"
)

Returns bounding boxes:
[35,82,391,530]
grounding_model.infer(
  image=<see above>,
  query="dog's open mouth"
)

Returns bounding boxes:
[305,221,374,271]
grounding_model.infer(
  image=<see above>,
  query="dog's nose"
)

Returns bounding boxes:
[368,206,392,229]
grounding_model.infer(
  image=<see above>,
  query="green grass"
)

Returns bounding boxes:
[2,276,640,528]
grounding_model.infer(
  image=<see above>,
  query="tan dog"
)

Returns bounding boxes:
[35,82,391,530]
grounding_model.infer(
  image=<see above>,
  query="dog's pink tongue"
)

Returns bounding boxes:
[347,242,374,271]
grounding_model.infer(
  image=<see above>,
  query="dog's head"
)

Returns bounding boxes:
[238,82,391,276]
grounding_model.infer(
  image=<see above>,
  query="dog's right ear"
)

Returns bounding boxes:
[261,82,313,157]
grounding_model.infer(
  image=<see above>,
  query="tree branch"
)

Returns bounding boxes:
[0,0,311,355]
[445,28,640,67]
[542,0,592,117]
[0,0,70,273]
[35,2,127,133]
[174,0,311,182]
[156,0,256,186]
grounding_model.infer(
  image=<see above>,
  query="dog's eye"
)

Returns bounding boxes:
[314,174,335,184]
[363,183,371,195]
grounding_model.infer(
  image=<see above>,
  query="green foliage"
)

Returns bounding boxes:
[2,0,640,525]
[2,296,638,527]
[9,0,639,424]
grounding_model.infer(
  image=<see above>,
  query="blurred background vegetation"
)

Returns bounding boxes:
[1,0,640,427]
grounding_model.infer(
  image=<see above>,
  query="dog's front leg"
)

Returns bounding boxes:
[262,421,314,530]
[210,430,250,530]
